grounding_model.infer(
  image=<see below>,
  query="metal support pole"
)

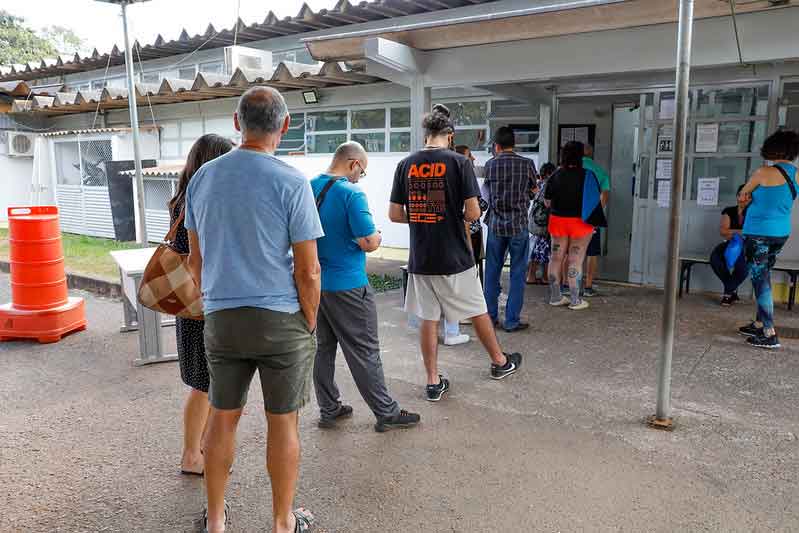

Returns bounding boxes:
[121,1,148,244]
[409,76,431,152]
[650,0,694,430]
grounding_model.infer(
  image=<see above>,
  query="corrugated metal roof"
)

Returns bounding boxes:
[0,0,502,83]
[40,126,159,137]
[121,164,184,177]
[7,61,382,116]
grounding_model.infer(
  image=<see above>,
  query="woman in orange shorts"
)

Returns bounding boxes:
[544,141,594,310]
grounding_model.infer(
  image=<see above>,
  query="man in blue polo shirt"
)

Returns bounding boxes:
[311,141,420,433]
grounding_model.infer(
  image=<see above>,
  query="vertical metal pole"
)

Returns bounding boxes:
[652,0,694,428]
[121,1,148,244]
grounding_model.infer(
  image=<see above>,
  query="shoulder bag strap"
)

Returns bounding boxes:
[315,178,338,211]
[774,164,797,200]
[164,208,185,244]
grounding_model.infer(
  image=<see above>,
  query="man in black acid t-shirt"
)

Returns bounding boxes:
[389,105,522,402]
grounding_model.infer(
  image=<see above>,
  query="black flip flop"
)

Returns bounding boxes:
[293,508,315,532]
[202,501,230,533]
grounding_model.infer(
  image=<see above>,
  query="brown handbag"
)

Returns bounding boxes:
[137,210,204,320]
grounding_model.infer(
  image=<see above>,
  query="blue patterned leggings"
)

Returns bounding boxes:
[745,235,788,330]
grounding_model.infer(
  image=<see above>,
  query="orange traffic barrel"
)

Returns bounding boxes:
[0,206,86,344]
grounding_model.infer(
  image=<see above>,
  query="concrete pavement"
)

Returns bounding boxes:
[1,273,798,532]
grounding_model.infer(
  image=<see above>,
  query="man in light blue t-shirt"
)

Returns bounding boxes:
[185,87,320,533]
[310,142,420,433]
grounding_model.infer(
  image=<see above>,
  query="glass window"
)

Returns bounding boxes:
[91,80,106,91]
[55,142,81,186]
[199,61,224,74]
[691,157,758,202]
[106,77,127,89]
[351,109,385,130]
[178,65,197,79]
[306,133,347,154]
[513,128,539,152]
[160,140,180,158]
[141,72,160,84]
[181,119,204,139]
[306,111,347,132]
[695,86,769,118]
[204,116,235,138]
[449,101,488,126]
[390,132,411,152]
[351,132,386,152]
[161,122,179,139]
[277,115,306,155]
[454,129,487,151]
[391,107,411,128]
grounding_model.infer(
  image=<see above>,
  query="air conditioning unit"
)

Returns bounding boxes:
[224,46,272,74]
[8,131,35,157]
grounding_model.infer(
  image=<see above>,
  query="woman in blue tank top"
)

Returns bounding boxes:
[738,130,799,349]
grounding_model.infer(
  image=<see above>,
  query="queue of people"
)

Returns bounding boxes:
[166,85,798,532]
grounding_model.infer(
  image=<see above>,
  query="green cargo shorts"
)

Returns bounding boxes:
[204,307,316,413]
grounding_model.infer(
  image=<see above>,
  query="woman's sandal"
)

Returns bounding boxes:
[293,508,315,532]
[202,501,230,533]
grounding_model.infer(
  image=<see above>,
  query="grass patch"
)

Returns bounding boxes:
[0,228,140,281]
[368,273,402,293]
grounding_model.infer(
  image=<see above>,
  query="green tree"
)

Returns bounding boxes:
[0,10,56,65]
[39,25,88,56]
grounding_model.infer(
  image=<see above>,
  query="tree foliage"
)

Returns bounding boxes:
[40,25,88,56]
[0,11,56,65]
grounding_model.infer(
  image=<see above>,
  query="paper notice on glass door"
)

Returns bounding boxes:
[696,123,720,153]
[697,178,720,206]
[657,180,671,208]
[656,159,673,180]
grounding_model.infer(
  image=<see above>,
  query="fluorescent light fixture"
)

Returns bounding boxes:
[302,89,320,105]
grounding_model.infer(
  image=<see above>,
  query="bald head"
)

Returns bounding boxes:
[236,86,288,137]
[329,141,368,183]
[332,141,367,165]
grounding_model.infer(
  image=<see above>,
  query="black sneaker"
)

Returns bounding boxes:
[583,287,597,298]
[425,376,450,402]
[720,294,734,307]
[491,352,522,380]
[738,322,764,338]
[503,322,530,333]
[747,333,781,349]
[317,404,354,429]
[374,409,421,433]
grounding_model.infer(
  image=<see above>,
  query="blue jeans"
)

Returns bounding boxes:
[484,231,530,328]
[745,235,788,330]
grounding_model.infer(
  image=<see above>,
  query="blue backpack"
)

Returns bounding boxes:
[725,233,744,271]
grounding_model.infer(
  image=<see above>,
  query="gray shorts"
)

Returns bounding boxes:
[405,266,488,322]
[204,307,316,413]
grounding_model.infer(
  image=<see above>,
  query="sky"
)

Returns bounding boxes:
[1,0,336,54]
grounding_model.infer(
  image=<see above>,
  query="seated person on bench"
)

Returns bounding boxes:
[709,184,750,306]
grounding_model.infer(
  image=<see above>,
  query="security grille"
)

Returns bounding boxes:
[144,176,178,242]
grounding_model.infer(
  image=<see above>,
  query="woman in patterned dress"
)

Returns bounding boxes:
[168,134,234,475]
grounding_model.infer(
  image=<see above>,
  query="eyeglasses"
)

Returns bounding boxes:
[348,159,367,178]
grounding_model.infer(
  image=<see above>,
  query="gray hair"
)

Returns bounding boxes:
[236,86,288,136]
[332,141,367,164]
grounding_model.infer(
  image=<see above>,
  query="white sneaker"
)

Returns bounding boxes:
[568,300,590,310]
[549,296,570,307]
[444,333,471,346]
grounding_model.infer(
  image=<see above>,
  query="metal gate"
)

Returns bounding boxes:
[52,135,116,238]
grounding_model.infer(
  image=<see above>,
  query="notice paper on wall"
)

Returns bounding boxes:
[659,98,676,120]
[657,180,671,208]
[697,177,720,206]
[656,159,673,180]
[696,123,720,153]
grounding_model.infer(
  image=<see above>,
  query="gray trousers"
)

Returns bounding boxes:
[314,285,399,420]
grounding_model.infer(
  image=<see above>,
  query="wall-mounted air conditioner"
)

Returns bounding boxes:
[224,46,272,74]
[8,131,35,157]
